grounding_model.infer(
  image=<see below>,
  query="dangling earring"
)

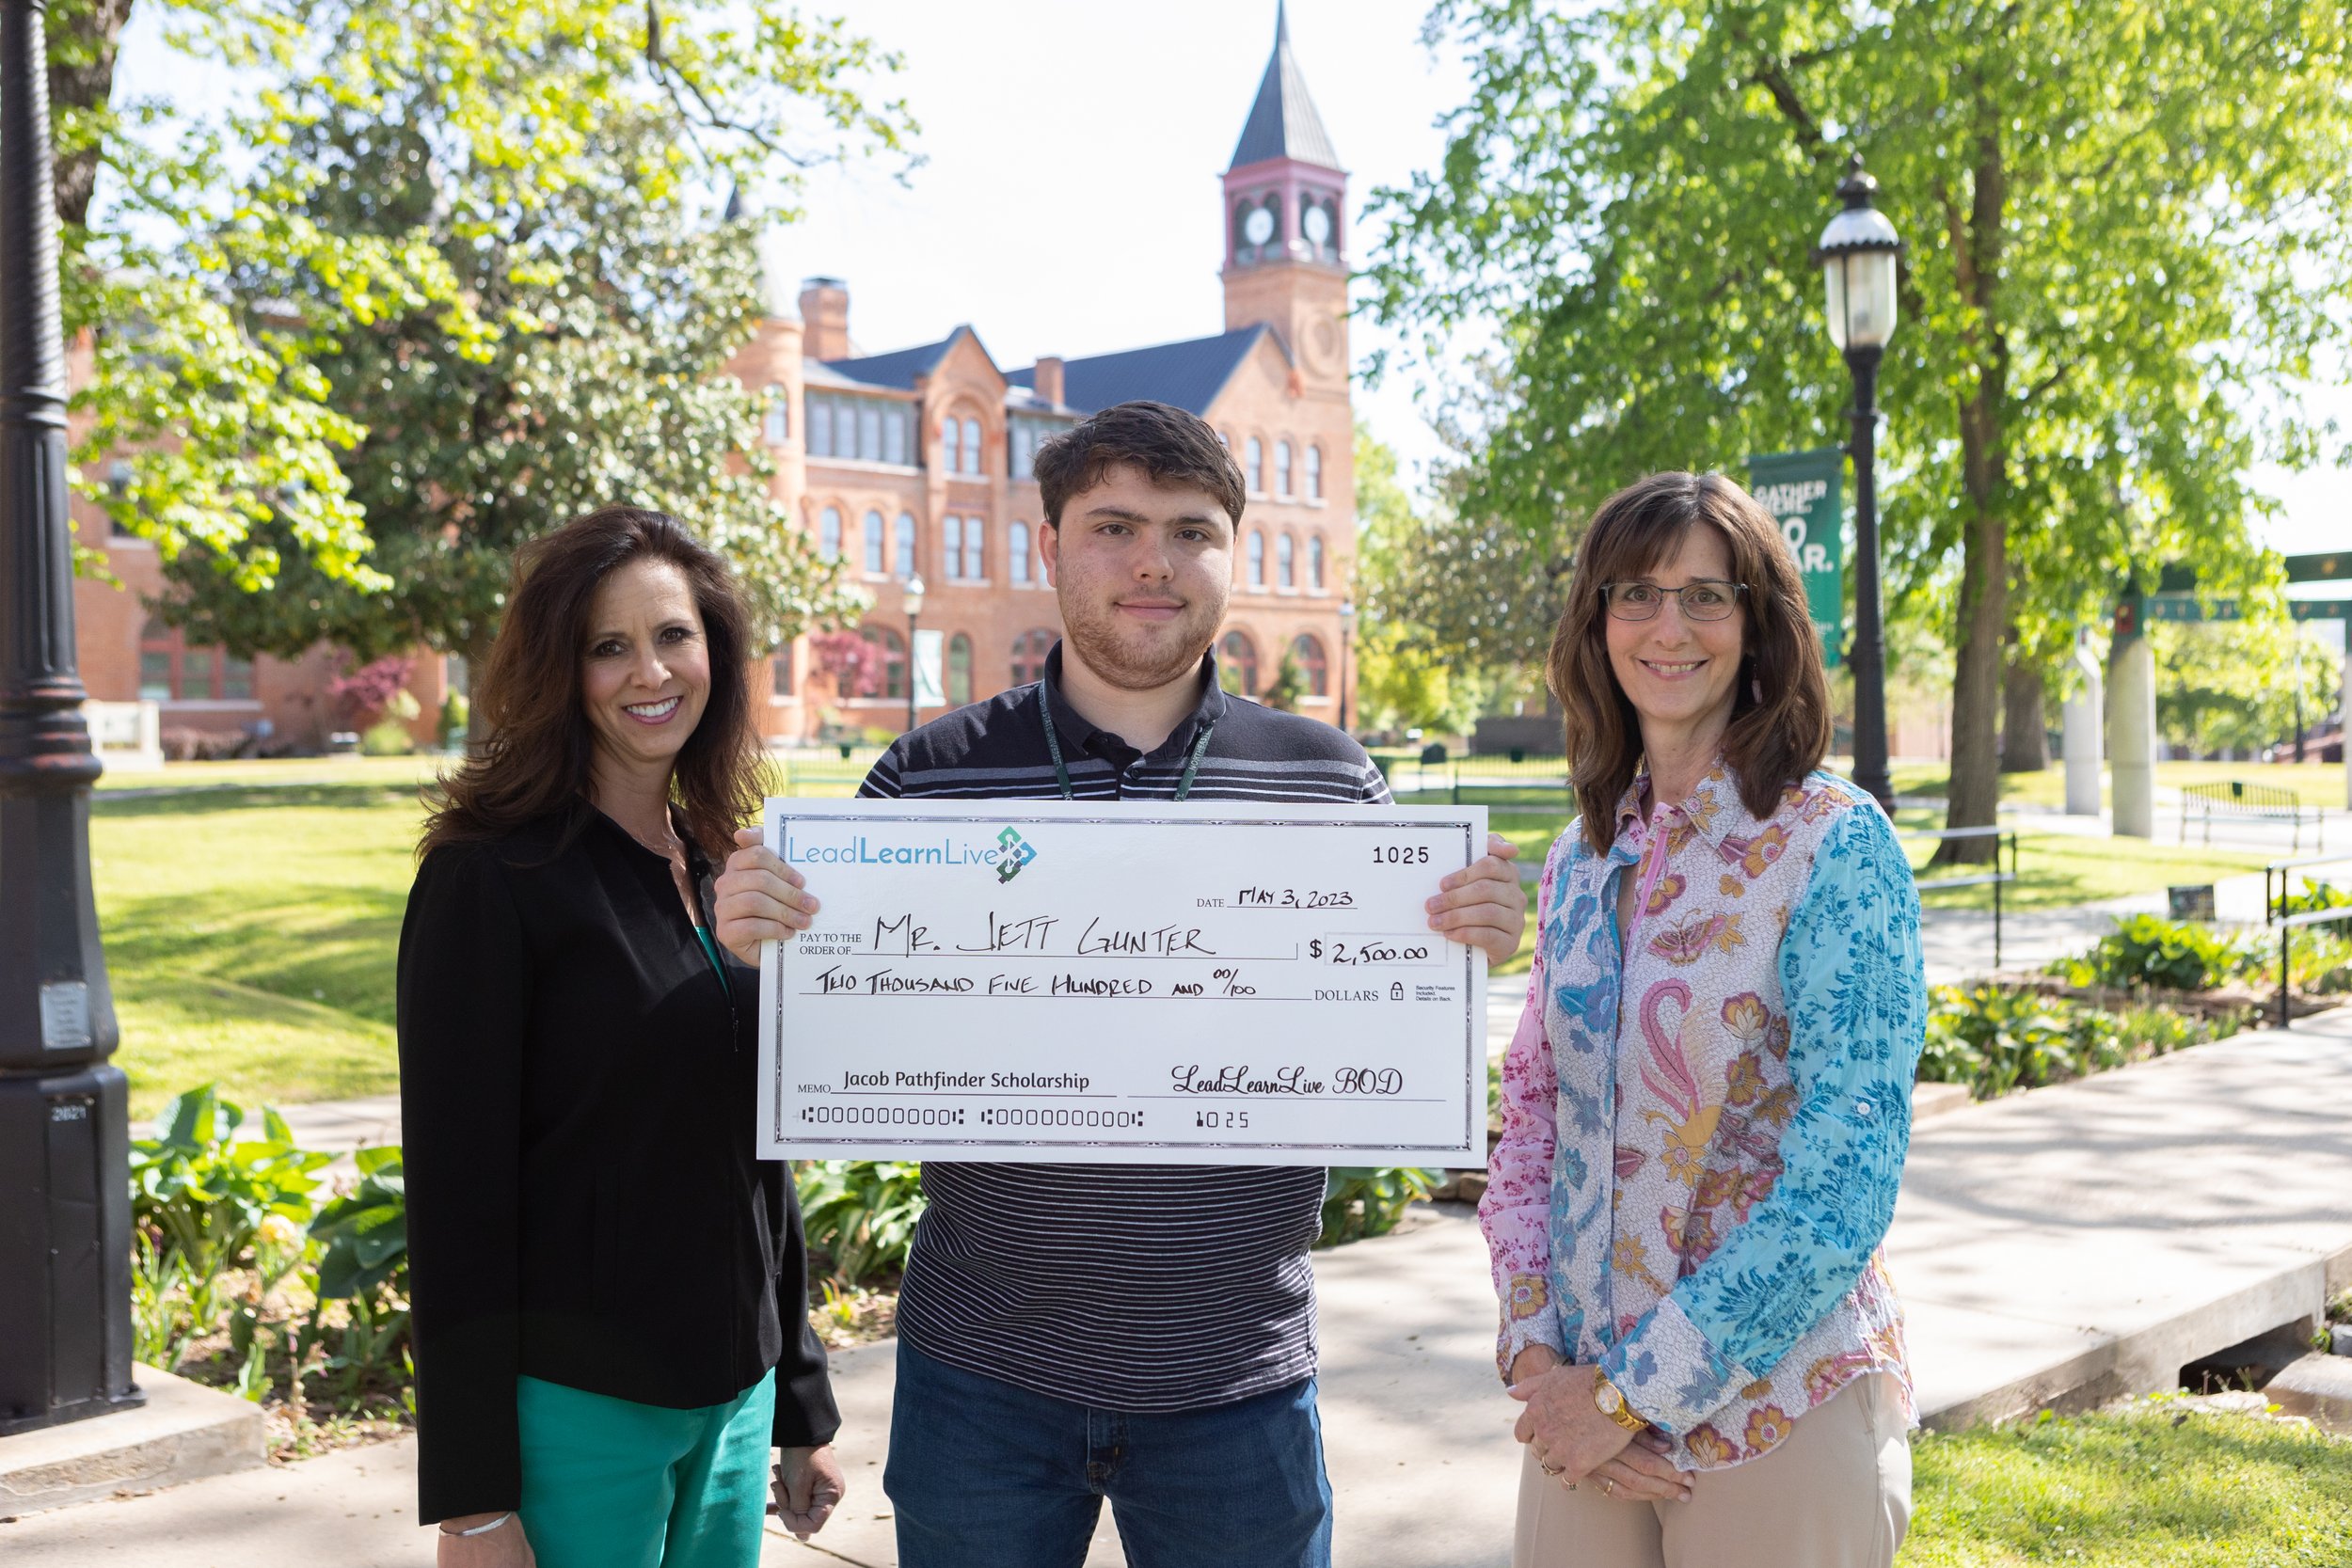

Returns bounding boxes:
[1751,672,1763,704]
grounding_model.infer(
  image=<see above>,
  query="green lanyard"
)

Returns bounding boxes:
[1039,686,1216,802]
[691,924,730,993]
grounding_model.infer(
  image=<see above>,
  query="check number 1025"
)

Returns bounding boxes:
[1370,844,1431,864]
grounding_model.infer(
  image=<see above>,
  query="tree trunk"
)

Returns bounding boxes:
[2000,652,2048,772]
[1934,94,2011,867]
[48,0,135,228]
[458,634,494,755]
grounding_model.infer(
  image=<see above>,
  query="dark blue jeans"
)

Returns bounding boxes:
[884,1339,1333,1568]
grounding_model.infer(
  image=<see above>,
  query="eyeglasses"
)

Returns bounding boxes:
[1600,580,1745,622]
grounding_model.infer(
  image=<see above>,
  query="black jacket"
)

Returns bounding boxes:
[396,806,837,1524]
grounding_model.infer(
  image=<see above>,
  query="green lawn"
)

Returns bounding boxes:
[93,780,426,1118]
[97,753,453,792]
[1888,759,2346,811]
[1905,1405,2352,1565]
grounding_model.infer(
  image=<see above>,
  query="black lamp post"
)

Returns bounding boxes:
[0,0,143,1435]
[1336,600,1355,734]
[1814,152,1904,816]
[901,572,925,732]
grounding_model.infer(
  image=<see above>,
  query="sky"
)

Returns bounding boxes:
[111,0,2344,574]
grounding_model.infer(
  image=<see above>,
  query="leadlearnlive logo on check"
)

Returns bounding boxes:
[782,827,1040,883]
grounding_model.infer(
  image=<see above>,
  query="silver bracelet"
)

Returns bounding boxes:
[442,1512,514,1538]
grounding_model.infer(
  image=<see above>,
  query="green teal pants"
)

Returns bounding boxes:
[516,1373,775,1568]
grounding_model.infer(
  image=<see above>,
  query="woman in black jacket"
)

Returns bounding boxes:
[398,506,838,1567]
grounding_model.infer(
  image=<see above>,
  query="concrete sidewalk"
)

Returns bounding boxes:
[18,1006,2352,1565]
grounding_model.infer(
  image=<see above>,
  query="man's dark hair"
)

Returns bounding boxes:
[1033,401,1246,531]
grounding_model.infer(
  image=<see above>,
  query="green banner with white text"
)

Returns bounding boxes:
[1745,448,1846,669]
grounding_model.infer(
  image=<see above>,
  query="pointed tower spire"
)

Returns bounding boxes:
[1229,1,1340,172]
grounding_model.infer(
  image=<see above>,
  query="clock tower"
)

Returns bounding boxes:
[1221,2,1349,392]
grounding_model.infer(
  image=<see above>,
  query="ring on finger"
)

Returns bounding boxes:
[1600,1477,1615,1497]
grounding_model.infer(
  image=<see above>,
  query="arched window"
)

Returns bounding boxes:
[962,516,984,580]
[864,510,884,575]
[1276,440,1293,496]
[943,515,964,580]
[947,633,974,707]
[1277,532,1295,589]
[771,648,795,697]
[961,417,983,475]
[1292,633,1329,697]
[1245,436,1263,493]
[1248,531,1265,587]
[1216,429,1232,450]
[862,626,907,701]
[1218,630,1259,697]
[1310,534,1327,592]
[1009,521,1032,585]
[1011,627,1055,687]
[1307,444,1323,499]
[895,513,916,579]
[820,506,843,563]
[763,384,788,445]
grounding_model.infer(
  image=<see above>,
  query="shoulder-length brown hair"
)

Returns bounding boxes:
[421,506,763,862]
[1549,472,1832,850]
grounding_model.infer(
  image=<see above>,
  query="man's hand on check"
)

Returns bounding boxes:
[714,827,820,967]
[1425,833,1525,966]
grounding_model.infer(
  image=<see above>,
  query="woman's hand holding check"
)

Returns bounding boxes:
[714,828,819,967]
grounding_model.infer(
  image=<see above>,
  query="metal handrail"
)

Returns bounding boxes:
[1900,825,2020,968]
[2265,851,2352,1029]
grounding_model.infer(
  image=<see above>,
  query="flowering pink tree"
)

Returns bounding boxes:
[807,630,881,700]
[326,654,414,729]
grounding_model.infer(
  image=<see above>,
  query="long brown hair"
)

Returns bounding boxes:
[421,506,764,862]
[1549,472,1832,850]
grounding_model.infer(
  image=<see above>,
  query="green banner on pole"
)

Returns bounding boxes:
[1745,448,1845,668]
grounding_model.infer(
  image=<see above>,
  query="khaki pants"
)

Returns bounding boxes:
[1512,1373,1912,1568]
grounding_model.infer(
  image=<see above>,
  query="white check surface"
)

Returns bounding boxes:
[757,800,1488,1165]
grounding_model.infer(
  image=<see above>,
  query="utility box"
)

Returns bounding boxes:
[0,1066,141,1434]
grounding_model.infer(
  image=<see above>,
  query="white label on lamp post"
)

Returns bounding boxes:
[40,980,90,1052]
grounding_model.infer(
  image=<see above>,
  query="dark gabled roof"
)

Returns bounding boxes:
[1229,1,1341,172]
[1006,325,1281,417]
[824,325,996,389]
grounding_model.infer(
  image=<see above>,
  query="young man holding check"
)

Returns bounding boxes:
[715,400,1526,1567]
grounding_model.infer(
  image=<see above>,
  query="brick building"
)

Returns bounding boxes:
[744,8,1358,742]
[72,8,1356,751]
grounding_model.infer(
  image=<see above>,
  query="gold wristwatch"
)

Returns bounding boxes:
[1592,1367,1648,1433]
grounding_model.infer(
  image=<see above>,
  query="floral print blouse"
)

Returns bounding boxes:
[1479,762,1926,1471]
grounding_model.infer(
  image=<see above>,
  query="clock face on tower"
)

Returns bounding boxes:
[1302,203,1331,247]
[1243,206,1276,247]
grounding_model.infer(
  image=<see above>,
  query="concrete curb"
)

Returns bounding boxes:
[1918,1243,2352,1431]
[0,1367,263,1518]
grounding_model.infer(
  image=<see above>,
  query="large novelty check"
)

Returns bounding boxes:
[756,800,1488,1166]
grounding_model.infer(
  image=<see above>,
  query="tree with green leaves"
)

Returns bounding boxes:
[1353,422,1504,736]
[65,0,913,689]
[1368,0,2352,856]
[2151,621,2343,759]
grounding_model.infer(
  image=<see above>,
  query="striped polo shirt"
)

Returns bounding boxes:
[859,643,1391,1411]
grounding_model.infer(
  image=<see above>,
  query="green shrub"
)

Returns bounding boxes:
[1920,985,2223,1101]
[302,1146,412,1414]
[2049,913,2258,991]
[359,717,415,756]
[128,1085,330,1384]
[1318,1166,1437,1246]
[436,690,469,749]
[797,1161,925,1286]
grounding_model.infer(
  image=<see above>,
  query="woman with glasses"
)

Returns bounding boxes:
[1483,473,1923,1568]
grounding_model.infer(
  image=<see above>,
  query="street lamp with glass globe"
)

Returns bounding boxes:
[900,572,926,732]
[1813,152,1903,815]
